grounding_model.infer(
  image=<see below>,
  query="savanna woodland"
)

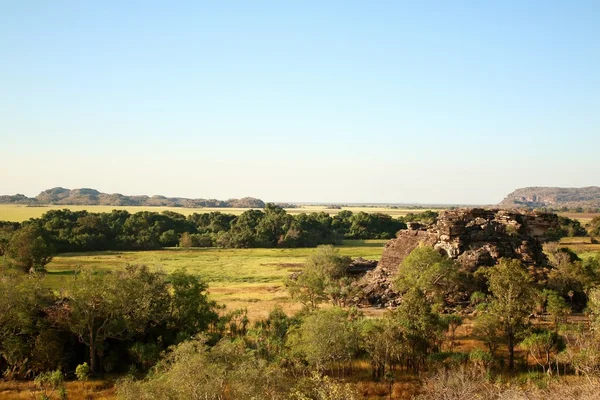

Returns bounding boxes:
[1,205,600,399]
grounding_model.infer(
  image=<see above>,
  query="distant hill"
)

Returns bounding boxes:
[0,187,266,208]
[499,186,600,209]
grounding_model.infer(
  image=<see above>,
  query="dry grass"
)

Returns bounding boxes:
[0,379,115,400]
[558,212,600,224]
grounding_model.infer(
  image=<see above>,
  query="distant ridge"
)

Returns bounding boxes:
[0,187,266,208]
[499,186,600,209]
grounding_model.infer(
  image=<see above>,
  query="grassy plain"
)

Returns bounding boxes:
[0,204,441,222]
[43,240,388,320]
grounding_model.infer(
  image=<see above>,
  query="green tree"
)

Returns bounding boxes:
[168,269,218,340]
[0,272,57,378]
[286,245,350,309]
[395,246,460,308]
[53,266,171,373]
[545,290,571,328]
[472,313,503,356]
[360,316,404,379]
[288,307,358,374]
[587,215,600,237]
[117,337,288,400]
[6,225,54,273]
[519,329,564,373]
[484,259,538,370]
[392,288,443,372]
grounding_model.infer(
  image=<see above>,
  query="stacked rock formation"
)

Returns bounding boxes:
[358,208,559,307]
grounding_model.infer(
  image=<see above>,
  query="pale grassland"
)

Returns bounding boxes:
[0,204,442,222]
[43,240,388,321]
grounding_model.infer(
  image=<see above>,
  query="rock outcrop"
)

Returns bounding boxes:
[499,186,600,209]
[0,187,266,209]
[358,208,560,307]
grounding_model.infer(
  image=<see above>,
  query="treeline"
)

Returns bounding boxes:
[0,205,416,269]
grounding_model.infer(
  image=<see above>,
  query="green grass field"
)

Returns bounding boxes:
[0,204,441,222]
[43,240,388,320]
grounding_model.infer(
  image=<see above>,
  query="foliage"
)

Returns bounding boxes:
[0,206,406,254]
[117,337,288,400]
[288,307,358,373]
[391,288,444,372]
[6,224,54,272]
[290,372,358,400]
[0,272,59,378]
[286,245,351,309]
[546,216,587,241]
[395,246,460,308]
[75,362,90,382]
[519,329,564,373]
[482,259,539,369]
[34,370,65,400]
[587,215,600,237]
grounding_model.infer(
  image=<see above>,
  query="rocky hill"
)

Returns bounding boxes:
[499,186,600,209]
[357,208,560,307]
[0,187,266,208]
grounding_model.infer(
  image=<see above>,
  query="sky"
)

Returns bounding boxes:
[1,1,599,204]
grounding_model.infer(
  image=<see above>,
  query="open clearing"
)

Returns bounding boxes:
[43,240,388,320]
[0,204,441,222]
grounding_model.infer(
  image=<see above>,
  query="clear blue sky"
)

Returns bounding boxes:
[1,1,598,204]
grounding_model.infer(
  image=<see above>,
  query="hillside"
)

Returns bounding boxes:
[0,187,265,208]
[499,186,600,209]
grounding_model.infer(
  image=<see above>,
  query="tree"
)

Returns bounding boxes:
[360,316,404,379]
[53,266,171,373]
[441,314,463,351]
[0,222,18,258]
[168,269,218,340]
[286,245,350,309]
[0,273,57,378]
[519,329,564,373]
[545,290,571,328]
[392,288,443,372]
[587,216,600,237]
[288,307,358,375]
[6,225,54,272]
[395,246,460,308]
[484,259,538,370]
[117,337,289,399]
[472,313,503,356]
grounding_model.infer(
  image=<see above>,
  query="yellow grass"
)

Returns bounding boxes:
[0,379,115,400]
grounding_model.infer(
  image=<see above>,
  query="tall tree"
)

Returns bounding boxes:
[395,246,460,308]
[52,266,171,373]
[6,225,54,273]
[484,259,538,370]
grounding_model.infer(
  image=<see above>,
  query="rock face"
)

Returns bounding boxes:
[499,186,600,209]
[358,208,560,307]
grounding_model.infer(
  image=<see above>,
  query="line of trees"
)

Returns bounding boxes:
[0,205,423,272]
